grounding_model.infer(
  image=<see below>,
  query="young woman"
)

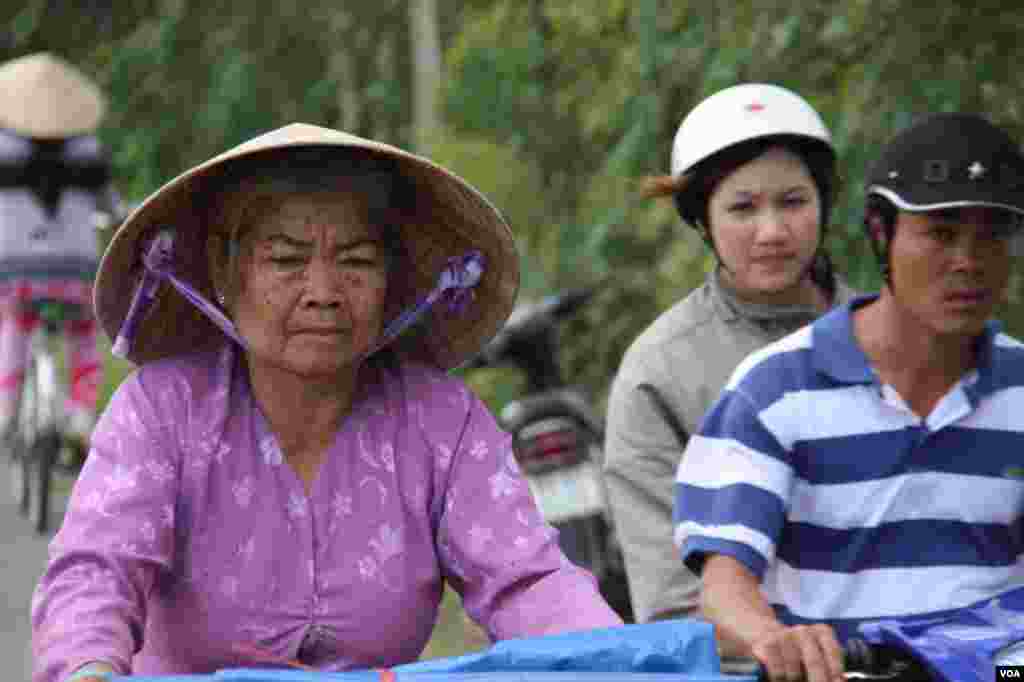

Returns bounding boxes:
[604,83,855,627]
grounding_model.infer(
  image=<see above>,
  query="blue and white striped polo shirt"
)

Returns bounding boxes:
[674,295,1024,641]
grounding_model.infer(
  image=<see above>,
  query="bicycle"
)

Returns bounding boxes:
[8,298,87,534]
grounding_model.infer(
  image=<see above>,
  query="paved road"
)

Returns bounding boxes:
[0,455,68,682]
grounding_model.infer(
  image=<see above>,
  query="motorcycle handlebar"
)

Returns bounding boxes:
[754,638,927,681]
[546,286,598,318]
[467,283,604,369]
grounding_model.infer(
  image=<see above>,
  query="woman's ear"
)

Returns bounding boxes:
[206,231,232,308]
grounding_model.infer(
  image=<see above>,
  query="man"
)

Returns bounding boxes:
[674,112,1024,682]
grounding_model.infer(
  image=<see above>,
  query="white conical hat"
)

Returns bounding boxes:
[0,52,107,138]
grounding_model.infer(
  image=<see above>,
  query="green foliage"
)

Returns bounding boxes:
[4,0,1024,411]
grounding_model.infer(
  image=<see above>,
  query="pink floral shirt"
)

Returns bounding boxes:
[31,346,621,681]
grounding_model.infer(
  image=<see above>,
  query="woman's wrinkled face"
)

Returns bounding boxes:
[706,146,821,301]
[231,193,389,380]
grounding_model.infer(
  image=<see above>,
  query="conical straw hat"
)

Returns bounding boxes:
[94,123,520,370]
[0,52,106,138]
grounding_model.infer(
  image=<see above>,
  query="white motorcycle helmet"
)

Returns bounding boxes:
[670,82,833,179]
[668,83,838,293]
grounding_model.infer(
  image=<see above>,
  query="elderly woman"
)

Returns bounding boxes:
[31,124,623,682]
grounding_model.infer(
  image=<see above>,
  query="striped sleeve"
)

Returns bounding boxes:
[673,386,794,581]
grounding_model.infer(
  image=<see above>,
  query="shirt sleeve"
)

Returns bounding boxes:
[32,369,179,682]
[603,354,700,623]
[673,386,794,582]
[434,388,623,640]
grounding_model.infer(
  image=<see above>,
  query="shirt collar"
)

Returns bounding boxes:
[963,318,1003,405]
[812,293,1004,401]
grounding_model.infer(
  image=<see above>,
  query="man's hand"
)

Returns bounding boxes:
[750,623,844,682]
[701,555,845,681]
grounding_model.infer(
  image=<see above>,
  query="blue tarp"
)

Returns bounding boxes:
[118,619,756,682]
[860,584,1024,682]
[393,620,723,674]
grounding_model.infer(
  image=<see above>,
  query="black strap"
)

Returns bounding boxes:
[0,159,110,189]
[636,383,689,447]
[0,158,111,219]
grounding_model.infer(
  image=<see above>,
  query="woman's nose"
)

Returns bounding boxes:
[303,258,342,307]
[754,207,790,242]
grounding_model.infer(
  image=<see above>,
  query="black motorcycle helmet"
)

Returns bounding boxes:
[863,113,1024,283]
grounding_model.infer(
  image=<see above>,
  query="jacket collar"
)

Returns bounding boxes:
[708,266,855,326]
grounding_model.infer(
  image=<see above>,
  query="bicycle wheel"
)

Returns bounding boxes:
[16,328,54,535]
[9,433,29,515]
[9,350,36,516]
[27,429,58,534]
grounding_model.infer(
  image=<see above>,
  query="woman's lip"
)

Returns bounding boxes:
[752,253,795,263]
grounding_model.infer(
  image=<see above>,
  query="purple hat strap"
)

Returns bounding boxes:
[359,249,486,362]
[113,232,485,363]
[111,229,246,359]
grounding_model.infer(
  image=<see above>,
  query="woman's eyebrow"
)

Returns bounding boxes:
[335,237,380,251]
[262,233,312,248]
[260,234,381,252]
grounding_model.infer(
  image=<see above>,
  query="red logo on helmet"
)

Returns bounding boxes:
[745,102,765,112]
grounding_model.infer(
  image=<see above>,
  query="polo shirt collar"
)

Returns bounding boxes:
[812,293,1004,403]
[812,294,878,384]
[964,319,1003,405]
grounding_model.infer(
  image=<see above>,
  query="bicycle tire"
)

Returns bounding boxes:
[9,435,30,515]
[28,430,58,534]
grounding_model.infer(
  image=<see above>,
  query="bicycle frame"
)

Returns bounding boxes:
[23,317,64,441]
[10,301,74,534]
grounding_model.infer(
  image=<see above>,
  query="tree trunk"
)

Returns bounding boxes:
[408,0,442,153]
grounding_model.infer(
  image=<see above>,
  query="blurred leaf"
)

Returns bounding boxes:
[10,0,44,44]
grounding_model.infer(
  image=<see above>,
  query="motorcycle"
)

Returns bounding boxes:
[467,286,633,622]
[751,585,1024,681]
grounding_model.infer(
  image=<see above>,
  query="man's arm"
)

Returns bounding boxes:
[702,554,843,682]
[674,374,842,682]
